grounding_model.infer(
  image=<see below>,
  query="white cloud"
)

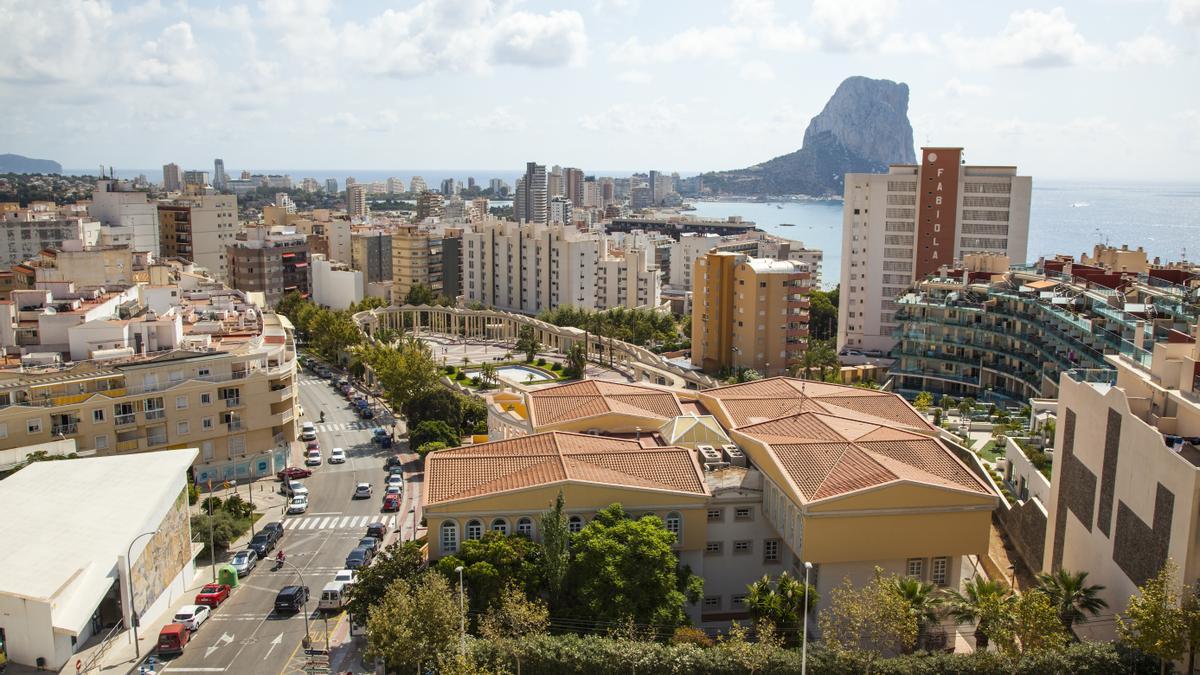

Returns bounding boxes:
[1112,35,1175,67]
[809,0,897,51]
[610,26,748,65]
[617,70,653,84]
[1169,0,1200,26]
[579,100,685,134]
[492,10,587,68]
[879,32,935,55]
[132,22,208,86]
[739,60,776,81]
[593,0,639,15]
[943,7,1099,68]
[318,110,400,133]
[466,106,528,132]
[0,0,116,83]
[940,78,991,98]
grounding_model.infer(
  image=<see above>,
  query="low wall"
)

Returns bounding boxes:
[995,495,1048,575]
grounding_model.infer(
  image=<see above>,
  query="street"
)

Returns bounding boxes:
[159,368,415,674]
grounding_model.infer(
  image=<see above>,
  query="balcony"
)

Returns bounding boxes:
[227,421,244,432]
[116,439,140,452]
[115,413,137,426]
[224,397,242,408]
[51,423,78,436]
[266,385,292,403]
[144,409,166,421]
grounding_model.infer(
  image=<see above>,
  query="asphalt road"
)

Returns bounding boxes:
[160,368,412,675]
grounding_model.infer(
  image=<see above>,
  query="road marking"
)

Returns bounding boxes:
[163,668,227,672]
[317,517,332,529]
[306,512,342,516]
[205,632,235,658]
[264,632,284,660]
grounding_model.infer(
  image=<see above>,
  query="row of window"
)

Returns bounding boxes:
[441,512,685,554]
[704,538,780,561]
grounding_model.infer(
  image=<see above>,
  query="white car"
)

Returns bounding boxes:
[305,449,322,466]
[353,482,372,499]
[329,448,346,464]
[300,421,317,441]
[287,495,309,514]
[173,604,211,631]
[385,484,401,496]
[386,474,404,488]
[333,569,358,585]
[284,481,308,498]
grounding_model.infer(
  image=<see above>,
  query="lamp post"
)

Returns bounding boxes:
[275,558,311,647]
[454,566,465,658]
[126,530,159,659]
[802,561,813,675]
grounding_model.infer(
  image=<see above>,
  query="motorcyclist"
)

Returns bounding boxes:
[319,411,325,423]
[276,549,285,566]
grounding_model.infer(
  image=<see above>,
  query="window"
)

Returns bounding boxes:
[906,558,925,579]
[202,417,214,430]
[568,516,584,534]
[26,418,42,434]
[763,539,781,563]
[228,435,245,456]
[176,395,188,409]
[491,518,509,535]
[92,409,105,423]
[177,421,189,436]
[201,441,214,462]
[198,368,210,378]
[466,520,483,540]
[707,508,723,523]
[664,512,682,542]
[516,517,534,537]
[441,522,459,555]
[931,557,949,586]
[731,594,747,610]
[200,392,212,406]
[705,542,723,556]
[703,596,721,610]
[733,540,752,554]
[94,435,108,450]
[735,506,753,521]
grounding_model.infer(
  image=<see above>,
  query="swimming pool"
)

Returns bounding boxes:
[465,365,555,384]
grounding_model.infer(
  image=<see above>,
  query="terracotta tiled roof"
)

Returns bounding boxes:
[424,431,707,505]
[702,377,934,432]
[528,380,684,427]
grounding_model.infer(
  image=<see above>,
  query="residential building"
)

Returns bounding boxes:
[514,162,547,224]
[1044,322,1200,641]
[325,178,338,194]
[416,191,444,221]
[312,253,364,310]
[227,225,311,306]
[838,147,1032,354]
[386,177,406,194]
[346,184,368,221]
[157,192,240,280]
[88,179,161,254]
[489,178,509,196]
[608,215,757,239]
[162,163,182,192]
[213,158,227,190]
[692,252,812,377]
[0,207,101,266]
[275,192,296,214]
[565,167,584,207]
[440,177,457,196]
[630,185,652,210]
[549,195,572,224]
[891,249,1199,404]
[462,219,661,314]
[24,243,135,288]
[182,170,209,189]
[409,176,427,193]
[350,229,392,285]
[0,449,199,670]
[548,165,564,197]
[667,232,824,290]
[391,225,460,301]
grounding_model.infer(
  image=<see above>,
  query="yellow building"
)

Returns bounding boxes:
[691,251,812,377]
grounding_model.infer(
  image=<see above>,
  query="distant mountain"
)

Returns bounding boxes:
[0,154,63,174]
[701,76,915,197]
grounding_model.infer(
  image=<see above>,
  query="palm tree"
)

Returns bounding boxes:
[744,572,818,645]
[943,577,1014,650]
[1036,569,1107,633]
[891,577,944,651]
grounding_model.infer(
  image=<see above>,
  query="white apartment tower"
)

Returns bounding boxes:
[88,180,161,254]
[514,162,548,224]
[346,184,368,221]
[837,147,1031,353]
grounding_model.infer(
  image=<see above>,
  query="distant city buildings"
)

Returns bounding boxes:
[157,191,239,280]
[161,163,182,192]
[227,225,311,306]
[325,178,339,194]
[0,204,101,267]
[88,179,161,254]
[350,229,392,285]
[346,184,368,221]
[182,170,209,189]
[213,158,227,190]
[514,162,548,224]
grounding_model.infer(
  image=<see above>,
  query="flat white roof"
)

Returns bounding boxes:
[0,449,196,631]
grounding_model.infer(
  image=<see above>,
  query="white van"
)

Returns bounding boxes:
[300,422,317,441]
[318,581,349,611]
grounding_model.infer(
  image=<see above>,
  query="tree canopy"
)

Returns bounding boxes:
[365,572,463,673]
[346,540,425,622]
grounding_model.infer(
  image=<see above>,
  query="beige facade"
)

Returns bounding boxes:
[692,251,812,377]
[346,184,368,221]
[157,193,239,280]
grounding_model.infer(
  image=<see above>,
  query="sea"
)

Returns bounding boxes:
[78,169,1200,290]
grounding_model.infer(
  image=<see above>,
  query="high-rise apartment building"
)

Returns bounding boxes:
[386,177,406,194]
[409,176,427,193]
[350,230,392,284]
[391,226,461,301]
[275,193,296,214]
[463,220,660,315]
[488,178,507,195]
[162,163,183,192]
[89,180,161,254]
[630,185,652,210]
[440,178,457,196]
[548,165,564,198]
[549,196,572,224]
[227,226,311,306]
[838,147,1031,353]
[514,162,547,224]
[182,170,210,189]
[648,170,661,204]
[692,251,812,376]
[157,192,240,279]
[346,184,368,221]
[325,178,338,194]
[416,191,444,221]
[213,159,227,190]
[565,167,585,207]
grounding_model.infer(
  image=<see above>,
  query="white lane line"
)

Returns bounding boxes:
[163,668,227,672]
[301,518,319,530]
[337,516,352,528]
[317,517,333,529]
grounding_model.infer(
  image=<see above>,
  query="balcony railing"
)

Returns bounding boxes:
[224,397,241,408]
[116,439,139,452]
[227,421,243,432]
[144,409,166,421]
[51,423,78,435]
[115,413,136,426]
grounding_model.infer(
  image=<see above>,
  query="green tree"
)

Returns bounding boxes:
[566,504,701,629]
[989,589,1069,658]
[410,419,460,450]
[346,540,425,621]
[479,584,549,675]
[515,325,541,363]
[563,343,587,379]
[944,577,1015,651]
[959,397,976,417]
[890,577,944,652]
[404,388,465,433]
[221,494,252,519]
[1119,560,1188,675]
[745,572,818,640]
[818,569,918,669]
[913,391,934,411]
[404,282,438,306]
[416,441,449,458]
[477,362,499,388]
[365,572,463,673]
[434,532,541,612]
[807,287,838,340]
[1036,568,1108,632]
[539,492,570,609]
[939,394,956,410]
[355,337,441,413]
[190,510,243,556]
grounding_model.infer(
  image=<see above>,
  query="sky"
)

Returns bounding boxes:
[1,0,1198,181]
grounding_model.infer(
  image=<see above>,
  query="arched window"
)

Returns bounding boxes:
[466,519,483,541]
[665,512,682,543]
[440,521,458,555]
[491,518,509,535]
[568,515,584,534]
[516,517,534,537]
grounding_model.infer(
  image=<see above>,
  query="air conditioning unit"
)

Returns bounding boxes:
[722,444,747,467]
[696,444,724,469]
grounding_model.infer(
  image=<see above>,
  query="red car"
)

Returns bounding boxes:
[194,583,231,608]
[382,494,401,512]
[305,440,320,451]
[277,467,313,480]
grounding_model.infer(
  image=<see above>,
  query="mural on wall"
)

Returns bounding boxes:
[131,488,191,616]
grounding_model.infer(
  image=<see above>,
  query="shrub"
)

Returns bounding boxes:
[550,362,562,372]
[200,496,223,513]
[188,482,200,505]
[444,365,456,375]
[670,626,713,648]
[455,371,468,381]
[536,357,547,367]
[416,441,449,458]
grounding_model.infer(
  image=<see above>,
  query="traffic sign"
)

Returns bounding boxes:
[304,648,329,656]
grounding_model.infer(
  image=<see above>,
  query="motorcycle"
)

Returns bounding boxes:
[319,411,326,423]
[273,552,285,571]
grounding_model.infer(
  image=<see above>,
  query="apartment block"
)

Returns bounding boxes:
[514,162,547,224]
[668,232,823,290]
[346,184,368,221]
[157,192,240,280]
[350,230,392,284]
[391,226,461,301]
[162,163,183,192]
[311,254,364,310]
[0,208,101,267]
[227,226,311,307]
[88,180,161,254]
[838,147,1031,353]
[692,252,812,377]
[416,191,444,221]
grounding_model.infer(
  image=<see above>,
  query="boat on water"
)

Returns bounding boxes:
[776,204,783,209]
[1071,202,1090,208]
[780,223,796,227]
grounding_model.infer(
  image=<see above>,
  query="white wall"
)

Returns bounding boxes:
[312,257,364,310]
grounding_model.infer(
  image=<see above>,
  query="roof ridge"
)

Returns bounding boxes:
[812,443,899,500]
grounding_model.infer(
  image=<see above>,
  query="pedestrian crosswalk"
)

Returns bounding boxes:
[283,514,397,531]
[312,420,383,433]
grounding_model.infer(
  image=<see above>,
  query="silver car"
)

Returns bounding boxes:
[230,549,258,576]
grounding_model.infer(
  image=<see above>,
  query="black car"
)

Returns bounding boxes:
[358,536,380,554]
[359,408,375,419]
[247,532,275,558]
[345,546,373,570]
[274,585,309,613]
[366,522,387,540]
[261,522,284,543]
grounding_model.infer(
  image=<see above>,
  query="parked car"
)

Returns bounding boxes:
[230,549,258,576]
[248,532,276,558]
[379,436,393,449]
[300,421,317,441]
[318,581,350,612]
[382,493,401,512]
[366,522,388,540]
[261,521,284,543]
[359,408,375,419]
[318,369,334,380]
[344,547,373,570]
[305,440,320,452]
[386,474,404,489]
[173,604,211,631]
[388,465,404,477]
[358,536,380,554]
[274,585,310,613]
[305,449,322,466]
[157,623,188,656]
[353,483,372,499]
[276,466,312,481]
[372,428,389,444]
[287,495,309,514]
[194,583,231,608]
[329,447,346,464]
[384,455,402,470]
[333,569,358,584]
[282,480,308,497]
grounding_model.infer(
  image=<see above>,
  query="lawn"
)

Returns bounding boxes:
[976,440,1003,463]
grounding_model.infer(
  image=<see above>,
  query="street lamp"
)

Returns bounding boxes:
[454,566,465,658]
[275,557,312,648]
[126,530,159,659]
[802,561,813,675]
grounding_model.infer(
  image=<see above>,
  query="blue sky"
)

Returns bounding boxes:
[1,0,1197,180]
